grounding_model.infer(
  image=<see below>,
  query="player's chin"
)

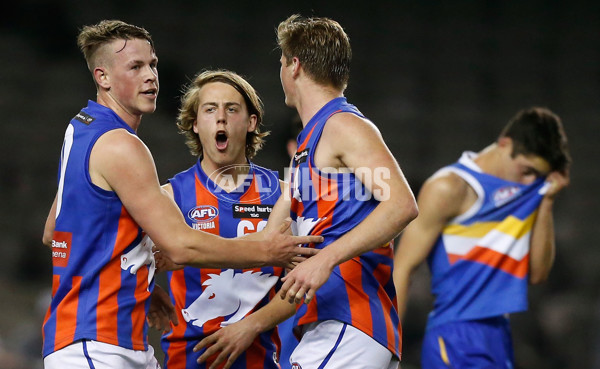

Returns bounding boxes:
[139,106,157,115]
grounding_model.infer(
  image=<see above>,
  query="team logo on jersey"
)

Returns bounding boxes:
[493,185,521,207]
[121,234,156,290]
[181,269,278,328]
[73,111,95,124]
[292,216,324,237]
[232,203,273,219]
[188,205,219,222]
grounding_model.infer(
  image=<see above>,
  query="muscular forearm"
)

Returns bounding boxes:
[529,198,556,284]
[166,231,269,269]
[393,269,411,320]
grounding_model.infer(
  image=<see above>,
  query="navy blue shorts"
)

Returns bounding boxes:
[421,316,514,369]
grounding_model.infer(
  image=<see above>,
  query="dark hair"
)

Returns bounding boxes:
[500,107,571,172]
[277,14,351,91]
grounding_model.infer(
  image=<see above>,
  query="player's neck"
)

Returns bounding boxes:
[201,158,251,193]
[96,92,142,131]
[295,81,343,127]
[475,143,507,178]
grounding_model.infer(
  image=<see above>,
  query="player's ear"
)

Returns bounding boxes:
[247,115,257,133]
[94,67,110,90]
[291,57,301,78]
[192,119,199,134]
[497,136,512,149]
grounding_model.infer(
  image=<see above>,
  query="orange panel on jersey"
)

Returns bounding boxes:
[131,267,151,350]
[54,275,82,349]
[339,261,373,337]
[449,246,529,278]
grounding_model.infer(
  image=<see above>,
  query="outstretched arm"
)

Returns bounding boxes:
[529,169,570,284]
[280,113,418,304]
[393,173,468,319]
[90,130,321,269]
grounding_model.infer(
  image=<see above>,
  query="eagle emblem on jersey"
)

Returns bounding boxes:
[120,234,156,290]
[182,269,278,328]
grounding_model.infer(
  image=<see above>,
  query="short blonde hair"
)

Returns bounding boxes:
[177,70,269,159]
[77,19,154,72]
[277,14,351,91]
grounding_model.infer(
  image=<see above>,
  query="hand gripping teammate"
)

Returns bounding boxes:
[41,20,320,369]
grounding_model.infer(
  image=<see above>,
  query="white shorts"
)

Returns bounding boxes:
[289,320,399,369]
[44,340,160,369]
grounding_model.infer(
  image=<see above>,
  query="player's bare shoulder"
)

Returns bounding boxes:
[318,112,384,169]
[89,128,154,190]
[420,170,475,220]
[324,112,381,143]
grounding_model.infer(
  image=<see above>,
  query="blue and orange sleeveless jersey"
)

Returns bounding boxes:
[161,161,284,369]
[289,97,401,358]
[43,101,154,357]
[426,151,548,330]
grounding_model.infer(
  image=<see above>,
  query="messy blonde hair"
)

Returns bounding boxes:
[177,70,269,159]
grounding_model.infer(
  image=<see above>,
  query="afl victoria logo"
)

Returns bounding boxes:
[188,205,218,223]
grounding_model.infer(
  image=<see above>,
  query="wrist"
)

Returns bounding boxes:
[317,246,340,271]
[541,196,556,206]
[243,312,267,335]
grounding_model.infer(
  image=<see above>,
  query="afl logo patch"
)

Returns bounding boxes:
[493,185,521,207]
[188,205,218,223]
[291,363,302,369]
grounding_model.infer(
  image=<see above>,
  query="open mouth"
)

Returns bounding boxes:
[215,131,228,150]
[142,88,157,97]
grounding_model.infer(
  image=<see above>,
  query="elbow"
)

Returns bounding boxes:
[153,234,192,266]
[42,232,53,248]
[529,270,550,285]
[407,202,419,224]
[160,244,190,266]
[392,200,419,232]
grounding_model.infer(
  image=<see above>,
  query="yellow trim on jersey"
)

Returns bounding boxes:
[438,336,451,366]
[442,211,538,239]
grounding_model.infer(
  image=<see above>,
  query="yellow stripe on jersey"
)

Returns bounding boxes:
[438,336,451,366]
[443,210,538,239]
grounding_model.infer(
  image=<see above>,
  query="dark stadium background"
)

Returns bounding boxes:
[1,1,598,368]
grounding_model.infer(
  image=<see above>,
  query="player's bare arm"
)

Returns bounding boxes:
[147,284,179,333]
[529,168,570,284]
[153,181,315,271]
[90,129,321,269]
[393,172,472,319]
[239,180,292,238]
[42,194,58,248]
[281,112,419,304]
[194,295,296,369]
